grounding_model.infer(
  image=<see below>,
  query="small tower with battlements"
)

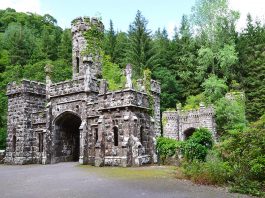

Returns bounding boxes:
[71,16,104,79]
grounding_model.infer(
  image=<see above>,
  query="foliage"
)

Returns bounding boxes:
[102,55,124,90]
[182,94,205,110]
[156,137,180,164]
[202,74,228,104]
[180,128,213,162]
[237,15,265,121]
[82,21,104,58]
[218,114,265,196]
[182,156,232,185]
[215,96,247,135]
[153,67,180,112]
[104,20,117,63]
[126,10,157,78]
[143,69,154,115]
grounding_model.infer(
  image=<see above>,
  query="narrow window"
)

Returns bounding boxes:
[39,133,43,152]
[113,127,118,146]
[95,128,98,143]
[12,135,16,152]
[76,57,80,73]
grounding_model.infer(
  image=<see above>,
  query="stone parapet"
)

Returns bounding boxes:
[49,77,98,97]
[71,16,104,33]
[98,89,149,110]
[7,80,46,96]
[178,106,214,121]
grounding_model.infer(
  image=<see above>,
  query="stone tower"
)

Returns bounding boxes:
[71,17,104,79]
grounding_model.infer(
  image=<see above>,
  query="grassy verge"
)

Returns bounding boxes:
[78,165,177,180]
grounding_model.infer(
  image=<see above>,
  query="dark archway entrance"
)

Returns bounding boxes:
[183,127,196,140]
[54,112,81,163]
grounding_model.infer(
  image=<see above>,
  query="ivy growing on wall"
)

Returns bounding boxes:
[143,69,154,116]
[82,22,104,59]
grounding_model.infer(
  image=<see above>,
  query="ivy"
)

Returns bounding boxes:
[82,22,104,60]
[143,69,154,116]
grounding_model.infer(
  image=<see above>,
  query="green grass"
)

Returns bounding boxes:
[78,165,176,180]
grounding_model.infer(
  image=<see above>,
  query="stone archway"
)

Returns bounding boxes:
[183,127,196,140]
[53,112,82,163]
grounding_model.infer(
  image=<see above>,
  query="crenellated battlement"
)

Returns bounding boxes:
[71,16,104,33]
[178,105,215,120]
[7,79,46,96]
[49,77,98,98]
[98,89,149,110]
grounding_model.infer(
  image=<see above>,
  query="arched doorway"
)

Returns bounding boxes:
[53,112,81,162]
[183,127,196,140]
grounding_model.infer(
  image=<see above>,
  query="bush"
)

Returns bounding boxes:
[182,158,232,185]
[218,114,265,196]
[180,128,213,162]
[156,137,180,164]
[0,127,7,149]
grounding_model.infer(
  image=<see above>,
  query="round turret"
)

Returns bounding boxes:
[71,16,104,79]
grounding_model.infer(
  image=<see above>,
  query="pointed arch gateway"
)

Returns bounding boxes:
[53,111,82,163]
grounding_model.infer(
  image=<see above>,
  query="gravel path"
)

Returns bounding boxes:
[0,162,253,198]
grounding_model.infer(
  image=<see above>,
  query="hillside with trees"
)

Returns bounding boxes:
[0,0,264,196]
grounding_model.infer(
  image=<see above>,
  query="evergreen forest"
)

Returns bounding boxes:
[0,0,264,196]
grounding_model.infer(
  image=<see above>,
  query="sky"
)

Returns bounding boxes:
[1,0,265,38]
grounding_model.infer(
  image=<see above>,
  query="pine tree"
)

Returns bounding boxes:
[126,10,156,78]
[237,15,265,121]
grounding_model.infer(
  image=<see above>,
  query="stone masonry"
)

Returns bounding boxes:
[5,17,161,166]
[163,104,217,141]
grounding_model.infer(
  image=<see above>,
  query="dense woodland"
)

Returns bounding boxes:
[0,0,264,196]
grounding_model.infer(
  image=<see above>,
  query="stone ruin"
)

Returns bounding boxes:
[162,104,217,141]
[4,17,161,166]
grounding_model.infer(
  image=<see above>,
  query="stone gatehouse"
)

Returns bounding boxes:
[4,17,161,166]
[162,104,217,141]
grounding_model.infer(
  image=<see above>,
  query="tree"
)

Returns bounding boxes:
[202,74,228,104]
[192,0,239,81]
[104,20,117,63]
[173,15,201,100]
[215,96,246,135]
[237,15,265,121]
[58,29,72,64]
[126,10,156,78]
[3,23,35,66]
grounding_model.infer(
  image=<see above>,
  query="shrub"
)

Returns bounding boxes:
[156,137,180,164]
[180,128,213,162]
[182,159,232,185]
[218,114,265,196]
